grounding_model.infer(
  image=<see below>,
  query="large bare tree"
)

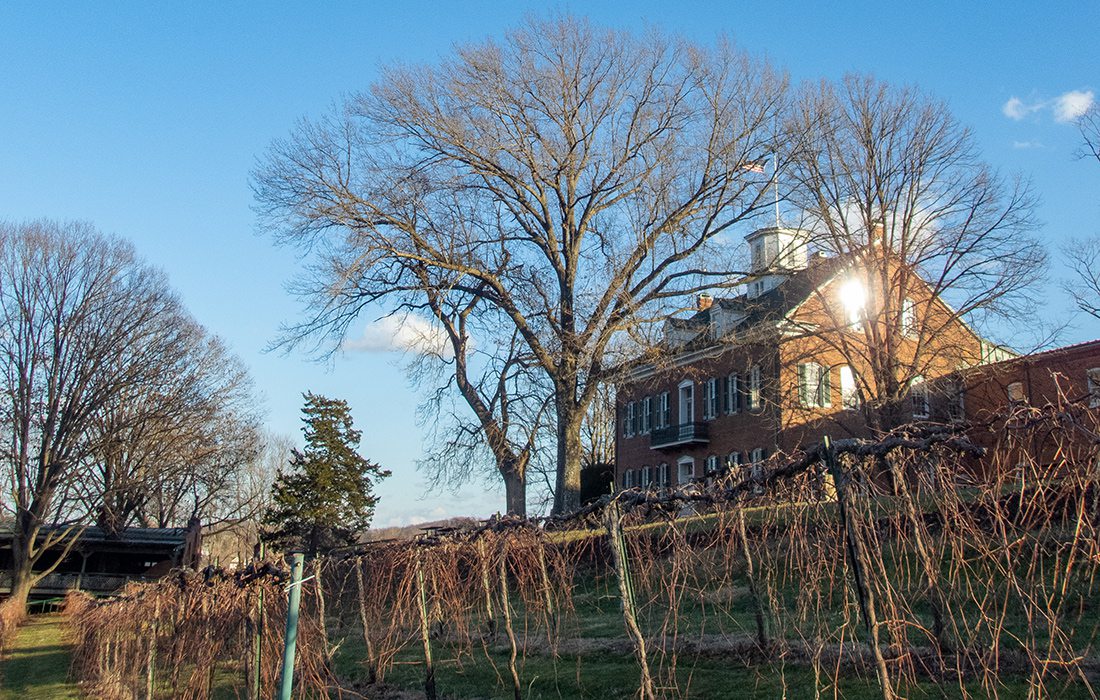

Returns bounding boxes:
[254,17,787,513]
[89,328,261,532]
[0,220,259,608]
[1062,107,1100,322]
[409,294,549,516]
[783,75,1043,431]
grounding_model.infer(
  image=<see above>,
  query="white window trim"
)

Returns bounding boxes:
[748,365,762,411]
[949,380,966,423]
[727,373,740,414]
[901,297,916,337]
[641,396,652,434]
[705,454,719,475]
[657,391,670,428]
[1007,381,1025,404]
[625,401,636,437]
[911,376,930,418]
[840,364,859,410]
[798,362,832,408]
[678,379,694,425]
[676,456,694,485]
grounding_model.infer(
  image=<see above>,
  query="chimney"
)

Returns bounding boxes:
[869,221,884,245]
[697,293,713,312]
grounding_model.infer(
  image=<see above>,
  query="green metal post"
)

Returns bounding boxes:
[278,553,305,700]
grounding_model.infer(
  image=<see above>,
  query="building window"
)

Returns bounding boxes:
[657,463,669,486]
[657,391,670,428]
[1006,381,1025,404]
[705,454,719,475]
[750,447,766,464]
[622,469,634,488]
[900,297,916,337]
[726,373,740,414]
[748,365,762,411]
[703,378,719,419]
[727,451,743,468]
[641,466,651,488]
[839,364,859,410]
[678,380,694,424]
[1088,368,1100,408]
[624,401,636,437]
[911,376,929,418]
[641,396,652,434]
[949,379,966,422]
[751,239,766,270]
[677,457,694,485]
[798,362,832,408]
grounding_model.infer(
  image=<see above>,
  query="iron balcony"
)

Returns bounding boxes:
[650,422,710,449]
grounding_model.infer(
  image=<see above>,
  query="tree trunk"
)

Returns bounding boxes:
[502,465,526,517]
[6,573,33,613]
[8,534,37,612]
[553,411,583,515]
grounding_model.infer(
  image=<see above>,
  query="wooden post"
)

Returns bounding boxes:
[146,597,158,700]
[605,500,655,700]
[737,507,769,649]
[497,543,522,700]
[313,558,331,664]
[354,560,378,684]
[416,556,437,700]
[822,436,894,700]
[477,537,496,637]
[250,541,265,700]
[536,539,558,650]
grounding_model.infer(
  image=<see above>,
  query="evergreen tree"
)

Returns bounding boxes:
[262,393,390,557]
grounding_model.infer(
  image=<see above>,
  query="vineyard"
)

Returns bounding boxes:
[62,403,1100,699]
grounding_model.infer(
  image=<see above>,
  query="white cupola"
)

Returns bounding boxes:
[744,227,810,298]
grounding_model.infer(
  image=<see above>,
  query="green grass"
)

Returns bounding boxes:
[0,614,79,700]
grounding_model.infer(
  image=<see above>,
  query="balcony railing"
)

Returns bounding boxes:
[650,422,710,449]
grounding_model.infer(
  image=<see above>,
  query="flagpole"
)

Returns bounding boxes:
[772,155,780,228]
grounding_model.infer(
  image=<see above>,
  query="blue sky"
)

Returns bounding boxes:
[1,2,1097,526]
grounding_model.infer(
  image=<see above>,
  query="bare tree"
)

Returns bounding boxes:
[89,328,261,532]
[1078,105,1100,164]
[782,76,1044,431]
[1062,109,1100,321]
[254,16,788,513]
[0,222,187,607]
[1062,237,1100,321]
[410,293,550,516]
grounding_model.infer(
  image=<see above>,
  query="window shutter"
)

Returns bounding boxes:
[798,364,809,406]
[821,366,832,407]
[731,374,740,413]
[720,376,729,414]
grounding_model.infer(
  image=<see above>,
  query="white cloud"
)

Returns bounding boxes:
[1002,96,1041,121]
[1012,140,1044,150]
[1002,89,1094,124]
[1053,89,1094,123]
[342,314,450,356]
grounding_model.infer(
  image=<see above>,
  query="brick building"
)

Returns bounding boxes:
[613,225,1030,489]
[952,339,1100,463]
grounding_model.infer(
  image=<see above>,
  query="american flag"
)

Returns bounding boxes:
[741,159,767,173]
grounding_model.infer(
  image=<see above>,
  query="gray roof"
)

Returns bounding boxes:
[0,525,189,547]
[670,255,849,348]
